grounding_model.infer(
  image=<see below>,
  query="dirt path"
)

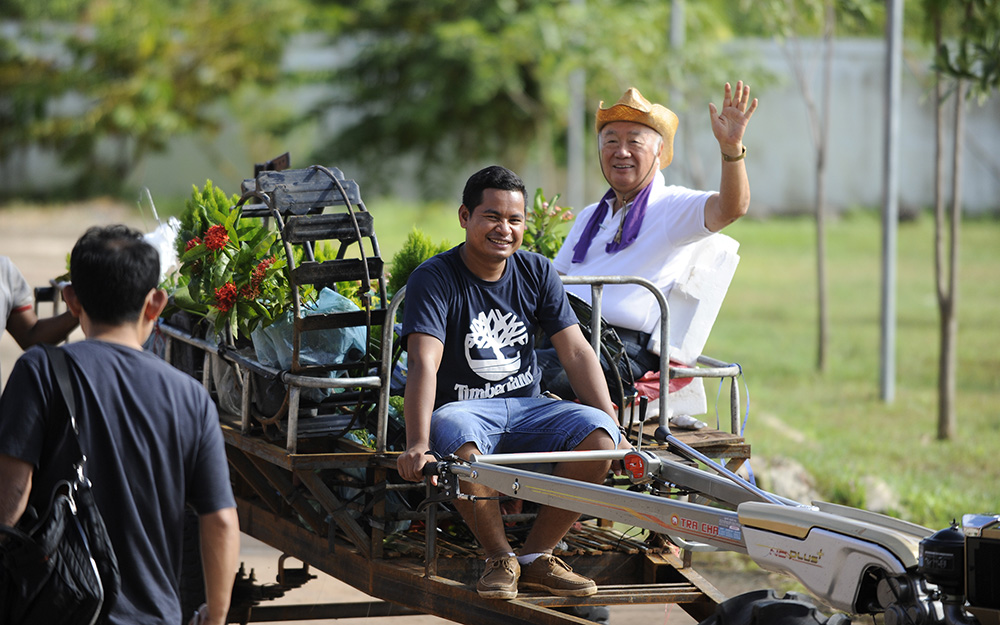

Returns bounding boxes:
[0,201,148,386]
[0,203,783,625]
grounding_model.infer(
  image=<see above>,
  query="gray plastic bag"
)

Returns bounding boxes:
[251,288,367,402]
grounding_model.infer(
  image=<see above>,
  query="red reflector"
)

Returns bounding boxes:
[623,452,646,480]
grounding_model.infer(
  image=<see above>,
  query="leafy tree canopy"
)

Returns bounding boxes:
[308,0,751,197]
[0,0,306,196]
[929,0,1000,101]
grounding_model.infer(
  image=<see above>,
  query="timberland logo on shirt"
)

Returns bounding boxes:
[454,372,535,400]
[464,309,528,382]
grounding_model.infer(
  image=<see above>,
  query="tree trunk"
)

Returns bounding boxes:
[932,17,948,438]
[815,1,835,372]
[937,77,964,441]
[932,16,946,345]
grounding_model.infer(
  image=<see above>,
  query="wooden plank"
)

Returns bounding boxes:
[295,468,371,558]
[283,213,374,243]
[294,308,387,334]
[636,424,751,460]
[644,552,725,622]
[247,601,420,621]
[290,257,383,286]
[516,583,704,608]
[250,167,347,186]
[246,455,326,536]
[252,168,363,213]
[239,203,279,218]
[221,423,400,471]
[254,167,350,192]
[226,447,284,515]
[271,185,362,214]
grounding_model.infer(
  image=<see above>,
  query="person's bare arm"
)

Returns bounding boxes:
[198,506,240,625]
[549,325,617,420]
[396,333,444,482]
[0,454,33,527]
[704,80,758,232]
[6,307,79,349]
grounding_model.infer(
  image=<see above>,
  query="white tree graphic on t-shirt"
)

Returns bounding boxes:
[465,309,528,382]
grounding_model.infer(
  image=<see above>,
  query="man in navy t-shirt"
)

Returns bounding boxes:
[0,225,239,625]
[397,165,624,600]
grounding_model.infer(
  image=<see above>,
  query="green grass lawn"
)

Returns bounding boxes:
[699,211,999,529]
[366,201,998,529]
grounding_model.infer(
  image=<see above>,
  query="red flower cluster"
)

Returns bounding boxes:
[204,225,229,251]
[252,256,277,286]
[184,237,204,274]
[237,256,277,301]
[214,282,238,313]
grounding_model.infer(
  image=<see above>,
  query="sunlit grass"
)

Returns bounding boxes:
[700,211,999,528]
[366,198,464,261]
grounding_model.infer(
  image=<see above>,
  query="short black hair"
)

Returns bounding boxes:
[461,165,526,213]
[70,225,160,325]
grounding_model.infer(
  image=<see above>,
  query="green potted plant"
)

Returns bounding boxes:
[163,180,299,342]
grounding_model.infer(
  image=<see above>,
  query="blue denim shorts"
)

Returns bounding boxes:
[429,397,620,457]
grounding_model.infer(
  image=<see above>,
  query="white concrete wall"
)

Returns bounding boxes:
[661,38,1000,215]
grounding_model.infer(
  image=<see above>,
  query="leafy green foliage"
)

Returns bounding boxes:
[334,278,381,311]
[930,0,1000,102]
[522,188,573,260]
[0,0,89,20]
[0,36,58,173]
[735,0,881,39]
[308,0,747,197]
[175,181,238,255]
[164,181,300,339]
[387,229,451,297]
[0,0,305,196]
[310,0,542,191]
[388,395,405,418]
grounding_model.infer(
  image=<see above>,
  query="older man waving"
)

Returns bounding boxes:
[541,82,757,401]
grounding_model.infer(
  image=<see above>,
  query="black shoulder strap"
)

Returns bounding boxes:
[41,344,86,470]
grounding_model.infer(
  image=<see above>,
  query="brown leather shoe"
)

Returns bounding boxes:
[518,554,597,597]
[477,554,519,599]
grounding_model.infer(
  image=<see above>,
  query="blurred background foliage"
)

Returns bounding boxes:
[0,0,305,196]
[1,0,994,201]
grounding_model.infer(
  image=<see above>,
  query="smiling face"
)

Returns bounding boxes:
[599,120,664,198]
[458,188,525,281]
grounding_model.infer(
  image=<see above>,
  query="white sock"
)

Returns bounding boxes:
[517,552,545,566]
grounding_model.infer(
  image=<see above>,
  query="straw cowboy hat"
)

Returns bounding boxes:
[595,88,679,168]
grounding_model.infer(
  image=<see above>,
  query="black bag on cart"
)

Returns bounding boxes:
[0,345,120,625]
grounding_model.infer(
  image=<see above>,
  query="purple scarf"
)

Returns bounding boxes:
[571,180,654,263]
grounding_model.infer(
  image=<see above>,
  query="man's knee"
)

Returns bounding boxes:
[573,428,617,452]
[554,429,613,483]
[454,441,482,461]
